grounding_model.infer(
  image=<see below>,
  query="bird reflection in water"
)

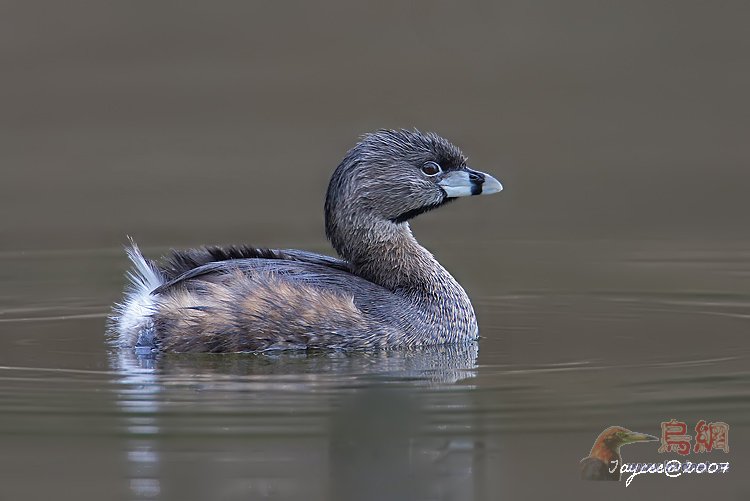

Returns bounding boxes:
[111,343,479,500]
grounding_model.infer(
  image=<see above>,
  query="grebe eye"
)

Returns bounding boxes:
[421,161,442,176]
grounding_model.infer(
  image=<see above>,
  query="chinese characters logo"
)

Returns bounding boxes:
[658,419,729,455]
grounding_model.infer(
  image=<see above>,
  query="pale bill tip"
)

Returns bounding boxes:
[482,174,503,195]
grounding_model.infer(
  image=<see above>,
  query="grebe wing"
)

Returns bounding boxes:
[152,246,351,295]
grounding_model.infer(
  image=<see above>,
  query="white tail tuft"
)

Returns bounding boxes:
[109,238,165,348]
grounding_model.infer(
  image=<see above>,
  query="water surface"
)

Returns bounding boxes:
[0,241,747,500]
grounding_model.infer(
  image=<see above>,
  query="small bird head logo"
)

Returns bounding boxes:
[580,426,658,481]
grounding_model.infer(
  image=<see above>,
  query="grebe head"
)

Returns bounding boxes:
[325,129,502,248]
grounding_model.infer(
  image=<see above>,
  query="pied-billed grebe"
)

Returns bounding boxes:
[110,129,502,352]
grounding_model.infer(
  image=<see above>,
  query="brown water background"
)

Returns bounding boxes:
[1,2,748,500]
